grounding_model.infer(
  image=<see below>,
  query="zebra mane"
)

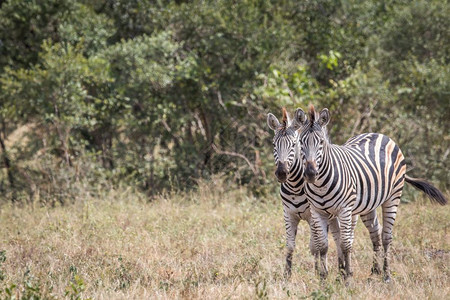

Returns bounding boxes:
[307,104,329,138]
[281,107,289,129]
[308,104,320,131]
[274,107,296,137]
[309,104,316,123]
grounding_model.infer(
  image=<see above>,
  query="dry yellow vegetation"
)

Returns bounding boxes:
[0,181,448,299]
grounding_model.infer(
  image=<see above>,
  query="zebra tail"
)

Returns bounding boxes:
[405,175,448,206]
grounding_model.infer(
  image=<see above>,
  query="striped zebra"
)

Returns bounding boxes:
[267,108,344,278]
[295,105,447,282]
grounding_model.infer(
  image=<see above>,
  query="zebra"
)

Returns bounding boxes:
[295,105,447,282]
[267,107,344,278]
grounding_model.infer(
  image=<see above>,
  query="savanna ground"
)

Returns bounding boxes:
[0,180,448,299]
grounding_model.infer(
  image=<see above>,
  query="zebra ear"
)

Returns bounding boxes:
[267,113,281,131]
[319,108,330,127]
[291,108,307,130]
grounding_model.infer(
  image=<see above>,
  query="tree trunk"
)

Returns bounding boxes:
[0,119,16,202]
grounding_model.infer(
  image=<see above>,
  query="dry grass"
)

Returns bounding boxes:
[0,181,448,299]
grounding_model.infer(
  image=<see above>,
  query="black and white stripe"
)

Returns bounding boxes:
[296,105,447,281]
[267,108,343,278]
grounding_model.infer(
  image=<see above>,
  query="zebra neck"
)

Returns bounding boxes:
[315,143,335,186]
[285,146,304,191]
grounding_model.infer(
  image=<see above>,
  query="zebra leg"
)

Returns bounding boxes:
[381,197,401,283]
[328,217,345,273]
[360,210,382,275]
[310,209,329,279]
[351,214,359,232]
[338,209,354,280]
[283,210,301,279]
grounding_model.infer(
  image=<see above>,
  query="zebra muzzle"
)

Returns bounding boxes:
[275,162,288,183]
[304,161,318,183]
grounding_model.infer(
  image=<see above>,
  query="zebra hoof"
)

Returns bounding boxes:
[383,275,391,283]
[283,268,292,280]
[319,271,328,281]
[344,276,354,287]
[371,266,381,275]
[283,272,291,281]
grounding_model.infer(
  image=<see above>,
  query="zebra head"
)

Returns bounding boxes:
[297,105,330,184]
[267,108,305,183]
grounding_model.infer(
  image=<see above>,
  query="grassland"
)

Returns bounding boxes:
[0,181,448,299]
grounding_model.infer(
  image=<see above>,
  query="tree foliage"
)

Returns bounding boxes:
[0,0,448,202]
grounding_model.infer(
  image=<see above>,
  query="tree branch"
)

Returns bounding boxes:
[211,143,258,176]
